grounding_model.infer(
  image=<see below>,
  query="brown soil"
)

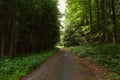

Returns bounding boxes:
[20,49,111,80]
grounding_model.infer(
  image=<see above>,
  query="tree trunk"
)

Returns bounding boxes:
[100,0,108,43]
[111,0,117,43]
[9,22,14,56]
[89,0,93,43]
[0,33,5,58]
[96,0,101,26]
[0,19,6,58]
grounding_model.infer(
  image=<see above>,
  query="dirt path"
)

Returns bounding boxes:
[20,49,110,80]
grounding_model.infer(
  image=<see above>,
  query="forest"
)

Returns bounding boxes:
[0,0,60,79]
[64,0,120,45]
[0,0,120,80]
[0,0,60,57]
[64,0,120,79]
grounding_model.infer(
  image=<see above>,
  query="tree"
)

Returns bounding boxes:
[110,0,117,43]
[0,0,60,58]
[64,0,120,46]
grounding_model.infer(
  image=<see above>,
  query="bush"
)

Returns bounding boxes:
[68,44,120,79]
[0,49,58,80]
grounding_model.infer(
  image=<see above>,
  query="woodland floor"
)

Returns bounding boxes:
[20,49,111,80]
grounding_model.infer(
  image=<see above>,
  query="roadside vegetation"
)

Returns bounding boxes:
[0,0,60,79]
[0,48,58,80]
[68,44,120,79]
[63,0,120,79]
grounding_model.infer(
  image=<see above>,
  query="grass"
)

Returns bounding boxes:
[87,77,94,80]
[68,44,120,79]
[0,48,59,80]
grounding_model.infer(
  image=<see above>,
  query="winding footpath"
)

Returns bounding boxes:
[20,49,110,80]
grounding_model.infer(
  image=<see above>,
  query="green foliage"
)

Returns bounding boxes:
[0,49,58,80]
[68,44,120,79]
[63,0,120,46]
[110,72,120,79]
[64,0,95,46]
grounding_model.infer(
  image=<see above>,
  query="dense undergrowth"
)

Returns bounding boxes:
[0,48,59,80]
[68,44,120,79]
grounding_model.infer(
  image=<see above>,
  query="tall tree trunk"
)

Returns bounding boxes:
[100,0,108,43]
[89,0,93,43]
[9,17,14,56]
[96,0,100,26]
[0,19,7,58]
[0,32,5,58]
[111,0,117,43]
